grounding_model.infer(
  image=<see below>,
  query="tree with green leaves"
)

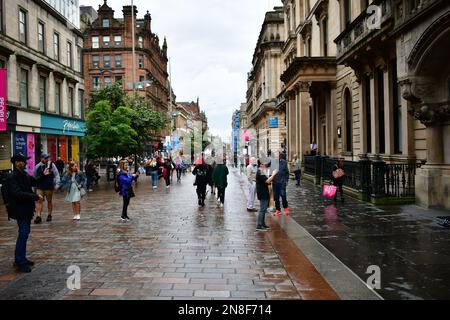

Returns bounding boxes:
[84,100,138,158]
[88,82,125,111]
[84,85,170,159]
[125,95,170,154]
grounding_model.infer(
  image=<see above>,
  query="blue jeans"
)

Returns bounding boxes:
[151,171,158,187]
[294,170,301,185]
[272,182,288,211]
[86,175,93,189]
[15,218,31,266]
[257,199,269,228]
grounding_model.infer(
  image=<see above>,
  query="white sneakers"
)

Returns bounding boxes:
[73,214,80,221]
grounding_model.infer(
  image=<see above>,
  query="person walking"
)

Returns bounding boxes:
[55,157,65,177]
[147,157,159,189]
[162,157,173,189]
[34,153,60,224]
[292,154,302,187]
[3,154,43,273]
[60,161,86,221]
[212,160,229,208]
[332,160,346,203]
[117,160,139,222]
[272,152,290,216]
[192,156,208,207]
[85,160,96,192]
[174,154,183,183]
[208,159,216,197]
[256,160,277,231]
[246,157,258,212]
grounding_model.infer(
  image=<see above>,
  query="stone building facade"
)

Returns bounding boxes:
[0,0,86,173]
[83,1,169,112]
[246,7,286,156]
[334,0,450,208]
[276,0,449,209]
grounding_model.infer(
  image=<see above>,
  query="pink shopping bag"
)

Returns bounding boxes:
[322,184,338,199]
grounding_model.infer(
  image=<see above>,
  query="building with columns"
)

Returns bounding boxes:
[276,0,449,209]
[0,0,86,174]
[83,1,169,113]
[334,0,450,209]
[280,0,340,160]
[246,6,286,156]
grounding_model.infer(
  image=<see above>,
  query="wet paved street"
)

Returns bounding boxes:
[0,170,338,300]
[279,176,450,300]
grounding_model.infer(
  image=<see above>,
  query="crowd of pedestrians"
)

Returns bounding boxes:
[2,146,347,273]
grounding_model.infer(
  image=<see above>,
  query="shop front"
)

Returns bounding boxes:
[40,114,85,167]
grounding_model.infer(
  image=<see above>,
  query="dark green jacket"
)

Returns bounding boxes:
[212,164,229,188]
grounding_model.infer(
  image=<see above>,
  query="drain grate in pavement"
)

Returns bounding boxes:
[0,264,89,300]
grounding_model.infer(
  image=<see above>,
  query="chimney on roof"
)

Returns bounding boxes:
[122,5,138,39]
[144,10,152,32]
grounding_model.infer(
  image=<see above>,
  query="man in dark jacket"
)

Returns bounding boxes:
[271,151,290,215]
[4,154,42,273]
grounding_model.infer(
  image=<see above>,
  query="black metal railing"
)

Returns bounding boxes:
[304,155,316,176]
[303,155,421,200]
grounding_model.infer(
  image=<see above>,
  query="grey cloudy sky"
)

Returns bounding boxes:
[81,0,282,140]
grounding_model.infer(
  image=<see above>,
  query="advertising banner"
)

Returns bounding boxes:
[0,69,6,132]
[26,134,35,176]
[14,133,27,157]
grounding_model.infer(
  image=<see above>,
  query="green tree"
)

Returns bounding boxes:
[125,95,170,153]
[84,100,138,158]
[88,82,125,110]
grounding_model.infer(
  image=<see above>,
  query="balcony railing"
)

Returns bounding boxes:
[335,0,394,60]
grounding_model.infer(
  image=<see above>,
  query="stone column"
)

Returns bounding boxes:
[384,66,395,155]
[370,74,378,153]
[296,81,311,158]
[426,125,444,165]
[330,82,337,156]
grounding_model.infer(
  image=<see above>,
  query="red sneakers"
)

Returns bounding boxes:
[284,208,290,215]
[275,210,282,216]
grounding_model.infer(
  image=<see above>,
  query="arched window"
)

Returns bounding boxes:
[345,88,353,152]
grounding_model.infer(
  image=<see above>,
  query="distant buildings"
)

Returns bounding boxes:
[82,1,169,113]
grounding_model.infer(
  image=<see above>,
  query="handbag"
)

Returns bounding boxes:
[332,168,345,179]
[79,187,87,197]
[323,184,338,199]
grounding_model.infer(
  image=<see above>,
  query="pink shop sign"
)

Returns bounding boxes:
[0,69,6,132]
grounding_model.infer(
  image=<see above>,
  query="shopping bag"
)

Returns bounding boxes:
[322,184,337,199]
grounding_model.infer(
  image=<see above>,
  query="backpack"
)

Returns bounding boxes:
[114,175,120,192]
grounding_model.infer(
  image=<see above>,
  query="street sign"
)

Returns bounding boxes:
[269,117,278,129]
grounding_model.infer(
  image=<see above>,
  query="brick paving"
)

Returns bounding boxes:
[0,169,338,300]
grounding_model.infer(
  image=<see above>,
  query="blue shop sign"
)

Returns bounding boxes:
[269,117,279,129]
[41,115,86,136]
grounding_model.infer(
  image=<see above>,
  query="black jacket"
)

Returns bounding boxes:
[5,169,39,220]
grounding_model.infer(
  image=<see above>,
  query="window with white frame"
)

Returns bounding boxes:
[114,35,122,47]
[39,76,46,111]
[19,9,27,44]
[55,81,61,113]
[20,69,28,108]
[67,42,73,68]
[103,36,110,47]
[53,32,60,61]
[92,36,99,49]
[38,22,45,53]
[103,55,110,68]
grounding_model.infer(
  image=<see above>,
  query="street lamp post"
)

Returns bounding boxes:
[131,0,137,95]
